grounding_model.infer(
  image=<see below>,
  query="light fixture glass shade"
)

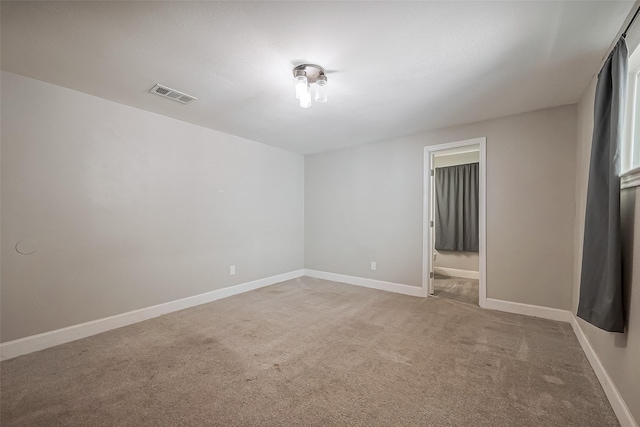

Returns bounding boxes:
[299,86,311,108]
[315,75,328,103]
[294,70,308,100]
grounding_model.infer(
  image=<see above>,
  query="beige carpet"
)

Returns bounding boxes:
[1,277,617,426]
[434,274,479,306]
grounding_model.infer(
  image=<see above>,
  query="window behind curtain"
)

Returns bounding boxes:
[623,43,640,172]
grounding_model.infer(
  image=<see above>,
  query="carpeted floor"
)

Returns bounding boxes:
[434,274,479,306]
[1,277,618,426]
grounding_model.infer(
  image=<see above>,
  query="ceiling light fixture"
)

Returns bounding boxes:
[293,64,328,108]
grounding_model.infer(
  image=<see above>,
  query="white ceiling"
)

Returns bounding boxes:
[1,1,634,155]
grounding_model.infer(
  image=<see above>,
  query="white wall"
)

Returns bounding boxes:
[433,151,480,273]
[573,73,640,424]
[305,105,577,309]
[0,71,305,342]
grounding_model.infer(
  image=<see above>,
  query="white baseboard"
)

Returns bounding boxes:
[484,298,574,323]
[433,266,480,280]
[0,269,305,361]
[570,316,638,427]
[304,269,423,297]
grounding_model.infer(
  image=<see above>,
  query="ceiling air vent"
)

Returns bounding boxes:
[149,84,197,104]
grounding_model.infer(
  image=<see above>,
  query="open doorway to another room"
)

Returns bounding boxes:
[432,148,479,305]
[423,138,487,307]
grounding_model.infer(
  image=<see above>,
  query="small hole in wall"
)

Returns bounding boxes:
[16,239,37,255]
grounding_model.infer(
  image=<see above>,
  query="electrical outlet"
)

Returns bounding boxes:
[371,261,377,271]
[230,265,236,275]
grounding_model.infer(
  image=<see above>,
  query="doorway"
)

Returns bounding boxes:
[422,138,487,308]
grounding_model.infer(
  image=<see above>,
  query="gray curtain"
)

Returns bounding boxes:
[577,37,627,333]
[435,162,479,252]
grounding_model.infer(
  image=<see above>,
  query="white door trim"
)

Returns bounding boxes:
[422,137,487,307]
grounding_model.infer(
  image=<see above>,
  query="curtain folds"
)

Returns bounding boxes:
[434,162,479,252]
[577,37,627,332]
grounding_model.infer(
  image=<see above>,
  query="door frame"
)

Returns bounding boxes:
[422,137,487,307]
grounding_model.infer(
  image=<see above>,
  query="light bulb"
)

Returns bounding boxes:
[315,74,328,103]
[294,70,307,100]
[300,85,311,108]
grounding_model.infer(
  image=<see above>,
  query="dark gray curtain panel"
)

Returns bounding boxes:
[435,162,479,252]
[577,37,627,333]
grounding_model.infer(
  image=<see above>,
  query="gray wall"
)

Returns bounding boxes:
[434,252,479,273]
[1,72,305,342]
[305,105,577,309]
[433,151,479,168]
[573,75,640,423]
[433,151,480,273]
